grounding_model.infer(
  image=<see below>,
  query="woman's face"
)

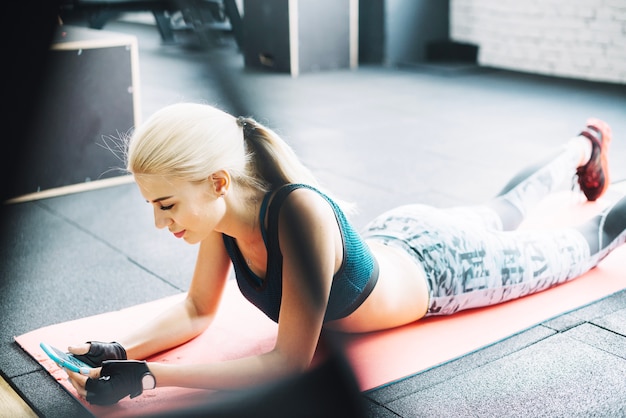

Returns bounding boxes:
[135,175,225,244]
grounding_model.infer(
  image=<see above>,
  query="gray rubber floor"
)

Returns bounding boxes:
[2,17,626,417]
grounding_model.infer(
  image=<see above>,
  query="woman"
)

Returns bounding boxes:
[67,103,625,405]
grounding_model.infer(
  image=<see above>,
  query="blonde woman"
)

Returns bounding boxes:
[66,103,624,405]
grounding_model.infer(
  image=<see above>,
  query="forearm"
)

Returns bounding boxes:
[148,349,301,391]
[120,296,213,360]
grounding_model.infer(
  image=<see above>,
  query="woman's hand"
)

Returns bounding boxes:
[66,360,153,405]
[66,365,101,399]
[68,342,127,367]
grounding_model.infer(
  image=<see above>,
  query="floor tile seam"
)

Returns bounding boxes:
[35,200,185,292]
[3,367,42,381]
[570,338,626,364]
[580,320,626,340]
[360,396,404,418]
[541,318,586,333]
[558,322,626,362]
[3,339,61,380]
[378,325,617,413]
[126,257,187,292]
[364,325,557,404]
[11,369,90,418]
[35,199,127,257]
[550,318,625,339]
[1,368,46,416]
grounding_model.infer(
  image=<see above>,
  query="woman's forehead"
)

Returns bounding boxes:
[134,175,181,199]
[135,175,205,201]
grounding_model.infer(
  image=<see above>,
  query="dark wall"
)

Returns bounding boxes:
[2,2,61,202]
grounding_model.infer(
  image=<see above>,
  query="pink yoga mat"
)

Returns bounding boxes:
[15,190,626,417]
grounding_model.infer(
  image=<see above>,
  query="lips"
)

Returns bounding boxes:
[173,230,186,239]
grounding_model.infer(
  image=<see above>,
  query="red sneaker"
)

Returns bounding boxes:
[576,118,612,201]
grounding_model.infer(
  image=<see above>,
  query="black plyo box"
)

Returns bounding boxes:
[16,25,140,198]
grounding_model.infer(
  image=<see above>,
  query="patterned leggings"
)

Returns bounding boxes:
[362,142,622,316]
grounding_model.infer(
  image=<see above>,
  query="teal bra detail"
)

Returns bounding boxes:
[222,184,379,323]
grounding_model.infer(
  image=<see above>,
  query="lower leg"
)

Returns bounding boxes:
[487,136,591,231]
[576,194,626,259]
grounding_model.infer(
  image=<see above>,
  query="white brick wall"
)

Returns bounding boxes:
[450,0,626,84]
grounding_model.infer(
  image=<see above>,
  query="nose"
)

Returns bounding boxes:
[154,207,173,230]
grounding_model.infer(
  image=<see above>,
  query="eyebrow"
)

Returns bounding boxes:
[147,196,173,203]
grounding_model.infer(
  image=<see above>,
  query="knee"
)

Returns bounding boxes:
[602,195,626,249]
[487,199,524,231]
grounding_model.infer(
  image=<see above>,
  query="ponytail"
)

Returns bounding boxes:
[237,116,319,189]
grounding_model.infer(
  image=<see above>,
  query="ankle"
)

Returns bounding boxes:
[569,136,593,167]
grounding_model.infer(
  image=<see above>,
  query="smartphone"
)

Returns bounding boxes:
[40,342,91,375]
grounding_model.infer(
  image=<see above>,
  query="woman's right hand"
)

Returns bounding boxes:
[68,342,127,367]
[67,360,153,406]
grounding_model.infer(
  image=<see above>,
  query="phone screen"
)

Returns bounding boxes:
[40,342,91,375]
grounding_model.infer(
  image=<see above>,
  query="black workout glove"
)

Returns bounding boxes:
[85,360,152,406]
[73,341,127,367]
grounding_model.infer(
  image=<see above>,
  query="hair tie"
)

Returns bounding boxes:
[237,116,255,138]
[236,116,247,128]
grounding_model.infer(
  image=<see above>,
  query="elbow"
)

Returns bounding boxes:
[184,296,214,334]
[279,351,314,376]
[192,314,213,334]
[286,361,309,376]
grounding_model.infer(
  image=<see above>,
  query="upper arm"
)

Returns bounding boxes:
[273,189,342,369]
[186,230,232,319]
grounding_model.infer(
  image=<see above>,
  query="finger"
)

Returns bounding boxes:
[88,366,102,379]
[68,377,87,398]
[66,368,89,384]
[67,343,91,355]
[65,369,89,397]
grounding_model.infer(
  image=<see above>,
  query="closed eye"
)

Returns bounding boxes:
[159,204,174,211]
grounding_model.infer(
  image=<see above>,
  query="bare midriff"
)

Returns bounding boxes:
[325,240,430,333]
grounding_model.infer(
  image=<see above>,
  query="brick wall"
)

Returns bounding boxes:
[450,0,626,84]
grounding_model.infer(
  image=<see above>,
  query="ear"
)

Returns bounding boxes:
[210,170,231,196]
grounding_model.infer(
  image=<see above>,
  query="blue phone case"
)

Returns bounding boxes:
[40,342,91,375]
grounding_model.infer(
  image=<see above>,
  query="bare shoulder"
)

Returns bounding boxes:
[277,187,336,224]
[276,187,342,273]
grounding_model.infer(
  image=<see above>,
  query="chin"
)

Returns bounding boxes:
[184,233,206,245]
[183,236,199,245]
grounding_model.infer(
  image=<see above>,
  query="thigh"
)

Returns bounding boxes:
[363,204,593,316]
[421,225,592,316]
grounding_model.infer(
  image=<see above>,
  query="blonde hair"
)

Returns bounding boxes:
[127,102,321,194]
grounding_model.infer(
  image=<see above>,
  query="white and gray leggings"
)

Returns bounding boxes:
[362,144,626,316]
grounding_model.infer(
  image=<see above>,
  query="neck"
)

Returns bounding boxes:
[218,186,263,244]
